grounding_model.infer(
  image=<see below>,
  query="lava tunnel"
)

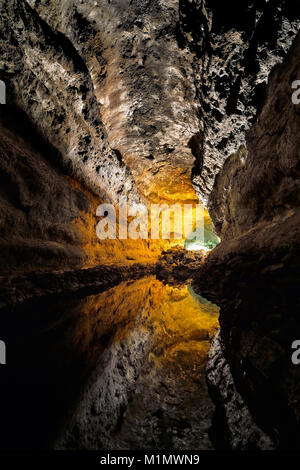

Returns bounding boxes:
[0,0,300,455]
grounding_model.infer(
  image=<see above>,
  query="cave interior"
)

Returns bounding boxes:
[0,0,300,451]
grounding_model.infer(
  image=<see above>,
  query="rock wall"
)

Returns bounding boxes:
[179,0,300,204]
[0,0,140,204]
[1,1,298,206]
[0,106,162,276]
[0,105,89,274]
[194,32,300,449]
[0,0,200,205]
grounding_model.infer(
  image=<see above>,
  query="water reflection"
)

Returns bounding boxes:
[0,276,219,450]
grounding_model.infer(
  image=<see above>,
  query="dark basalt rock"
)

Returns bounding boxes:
[194,32,300,449]
[179,0,300,204]
[156,246,206,284]
[0,262,156,312]
[207,331,275,450]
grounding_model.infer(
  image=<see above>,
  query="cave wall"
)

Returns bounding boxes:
[0,0,201,204]
[1,0,299,207]
[1,0,300,450]
[179,0,300,204]
[0,106,89,274]
[194,32,300,449]
[0,107,162,276]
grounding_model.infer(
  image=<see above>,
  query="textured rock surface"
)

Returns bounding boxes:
[0,106,89,274]
[209,30,300,240]
[156,246,206,284]
[1,1,298,206]
[1,0,300,452]
[0,0,139,204]
[0,0,200,204]
[194,32,300,449]
[180,0,300,204]
[0,106,167,276]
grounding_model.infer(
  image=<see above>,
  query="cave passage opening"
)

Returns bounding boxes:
[184,209,220,252]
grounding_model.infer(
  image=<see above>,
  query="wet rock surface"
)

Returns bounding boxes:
[0,262,156,312]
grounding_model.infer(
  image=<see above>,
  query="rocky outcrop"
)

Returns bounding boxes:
[194,32,300,449]
[156,246,205,284]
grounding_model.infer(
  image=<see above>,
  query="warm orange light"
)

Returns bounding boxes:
[68,176,214,266]
[68,276,219,369]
